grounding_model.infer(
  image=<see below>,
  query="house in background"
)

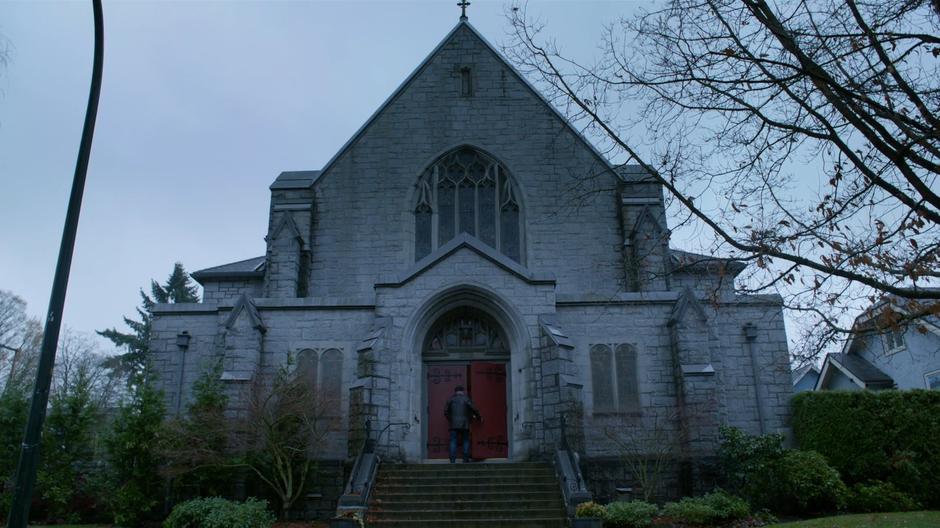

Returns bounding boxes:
[814,297,940,391]
[791,365,820,393]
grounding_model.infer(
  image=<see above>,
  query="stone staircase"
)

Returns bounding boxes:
[367,462,567,527]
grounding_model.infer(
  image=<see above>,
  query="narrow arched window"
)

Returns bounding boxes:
[296,349,318,396]
[615,344,640,411]
[320,348,343,415]
[590,344,615,413]
[414,147,523,263]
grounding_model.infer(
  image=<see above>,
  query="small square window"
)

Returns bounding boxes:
[925,370,940,390]
[882,327,906,354]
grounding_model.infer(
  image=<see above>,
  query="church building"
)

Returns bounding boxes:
[150,14,793,513]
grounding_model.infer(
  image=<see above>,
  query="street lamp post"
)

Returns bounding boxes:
[6,1,104,526]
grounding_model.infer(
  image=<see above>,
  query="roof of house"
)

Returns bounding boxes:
[791,364,820,385]
[821,353,895,389]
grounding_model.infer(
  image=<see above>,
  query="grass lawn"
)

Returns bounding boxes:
[770,511,940,527]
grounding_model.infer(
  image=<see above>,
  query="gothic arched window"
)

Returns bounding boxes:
[320,348,343,415]
[296,349,319,396]
[414,147,522,263]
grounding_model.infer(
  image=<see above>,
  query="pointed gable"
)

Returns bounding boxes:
[268,212,306,247]
[314,21,615,186]
[224,293,266,334]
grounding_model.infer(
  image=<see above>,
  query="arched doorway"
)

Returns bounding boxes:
[423,306,510,460]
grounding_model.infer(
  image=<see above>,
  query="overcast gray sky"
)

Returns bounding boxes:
[0,1,637,345]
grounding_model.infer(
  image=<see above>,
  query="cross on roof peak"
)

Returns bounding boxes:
[458,0,470,21]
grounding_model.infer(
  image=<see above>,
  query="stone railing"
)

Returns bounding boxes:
[554,414,592,517]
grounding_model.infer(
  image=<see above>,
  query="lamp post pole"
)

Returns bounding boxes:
[6,1,103,526]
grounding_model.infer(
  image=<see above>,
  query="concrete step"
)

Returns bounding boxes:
[380,467,556,478]
[369,499,561,511]
[372,481,559,495]
[377,474,554,485]
[367,462,566,527]
[369,508,564,520]
[366,519,567,528]
[381,462,551,472]
[371,489,561,502]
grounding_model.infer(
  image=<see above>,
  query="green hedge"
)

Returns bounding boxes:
[791,390,940,506]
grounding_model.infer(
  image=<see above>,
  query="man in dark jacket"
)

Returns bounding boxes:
[444,385,482,463]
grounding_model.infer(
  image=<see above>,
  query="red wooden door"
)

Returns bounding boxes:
[426,364,467,459]
[469,362,508,459]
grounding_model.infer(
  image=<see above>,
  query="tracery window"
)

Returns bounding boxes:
[295,348,343,417]
[590,343,640,414]
[414,147,522,263]
[423,308,510,361]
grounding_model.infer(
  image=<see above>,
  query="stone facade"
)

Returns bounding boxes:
[150,20,793,510]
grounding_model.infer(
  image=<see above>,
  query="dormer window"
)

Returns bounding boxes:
[414,147,523,263]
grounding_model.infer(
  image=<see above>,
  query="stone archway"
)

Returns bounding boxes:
[401,283,533,462]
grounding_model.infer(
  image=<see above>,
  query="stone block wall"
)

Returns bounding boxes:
[306,24,624,300]
[202,279,263,304]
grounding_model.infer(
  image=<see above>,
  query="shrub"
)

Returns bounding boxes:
[718,425,785,498]
[700,490,750,523]
[792,390,940,507]
[164,497,275,528]
[773,450,847,515]
[717,425,792,510]
[661,490,749,526]
[846,481,920,513]
[604,500,659,528]
[575,500,607,518]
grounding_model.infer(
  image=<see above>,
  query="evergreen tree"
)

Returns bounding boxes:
[105,369,166,526]
[0,387,28,519]
[98,262,199,373]
[38,364,99,523]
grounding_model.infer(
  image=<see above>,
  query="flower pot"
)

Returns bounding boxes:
[571,518,604,528]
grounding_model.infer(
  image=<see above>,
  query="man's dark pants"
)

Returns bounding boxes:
[449,429,470,463]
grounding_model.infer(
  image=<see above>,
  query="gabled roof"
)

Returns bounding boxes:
[191,256,265,284]
[224,293,266,334]
[375,232,555,288]
[313,20,617,187]
[269,212,306,245]
[669,287,709,325]
[816,353,894,390]
[629,206,666,238]
[791,364,820,386]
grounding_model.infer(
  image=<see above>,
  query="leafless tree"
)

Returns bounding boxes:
[603,412,680,502]
[234,363,336,519]
[52,329,122,410]
[0,290,42,393]
[505,0,940,359]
